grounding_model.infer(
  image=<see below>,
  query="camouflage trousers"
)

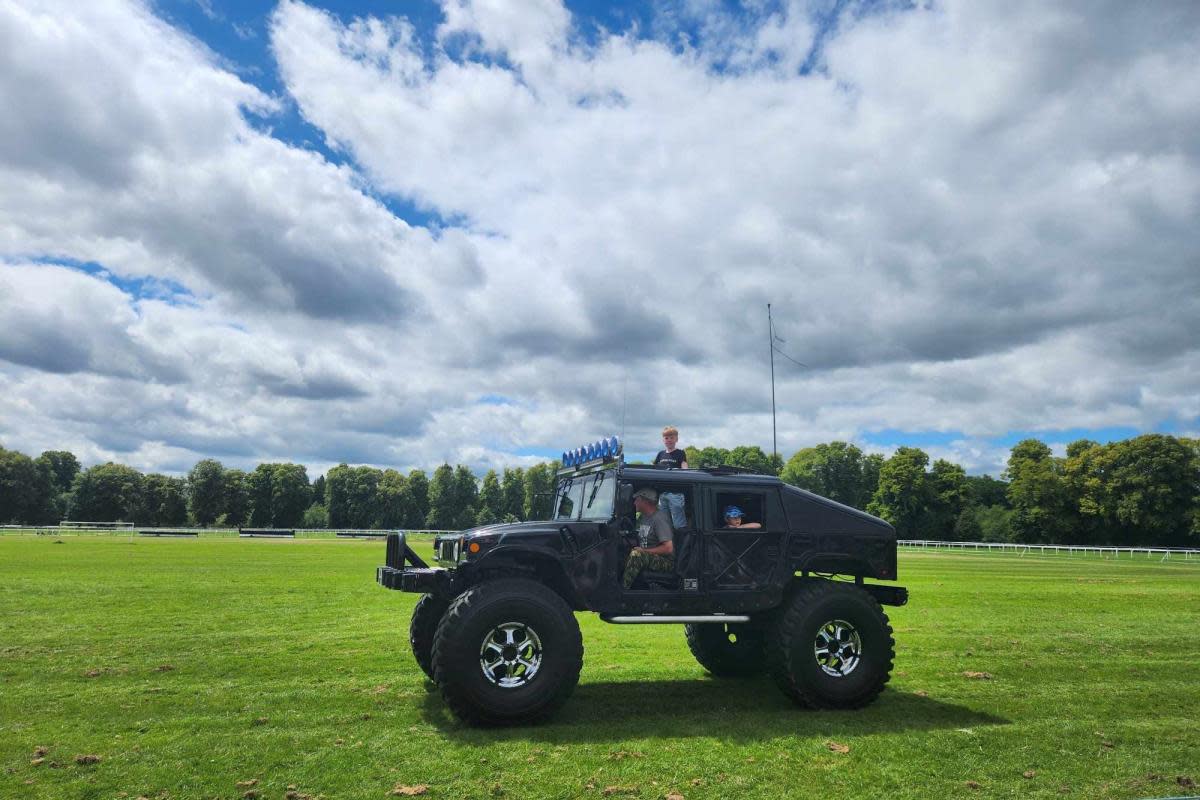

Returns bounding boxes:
[623,550,676,589]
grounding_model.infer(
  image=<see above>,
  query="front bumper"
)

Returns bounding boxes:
[376,532,454,594]
[376,565,452,593]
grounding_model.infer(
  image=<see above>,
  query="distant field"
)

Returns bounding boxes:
[1,537,1197,800]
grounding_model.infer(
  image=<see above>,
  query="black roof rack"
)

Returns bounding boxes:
[699,464,766,476]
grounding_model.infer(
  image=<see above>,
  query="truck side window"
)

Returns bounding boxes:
[713,492,765,529]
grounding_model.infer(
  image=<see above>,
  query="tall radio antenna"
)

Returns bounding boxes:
[767,304,809,467]
[620,360,628,444]
[768,303,777,463]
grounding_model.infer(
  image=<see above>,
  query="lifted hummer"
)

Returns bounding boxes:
[377,437,907,725]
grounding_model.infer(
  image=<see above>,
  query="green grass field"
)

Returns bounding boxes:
[1,535,1197,800]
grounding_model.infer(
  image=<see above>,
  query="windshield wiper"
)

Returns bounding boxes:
[586,471,606,507]
[555,479,574,518]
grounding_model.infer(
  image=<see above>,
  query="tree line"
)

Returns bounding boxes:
[1,434,1196,546]
[773,435,1199,548]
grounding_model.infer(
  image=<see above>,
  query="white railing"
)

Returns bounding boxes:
[0,525,458,537]
[899,539,1199,561]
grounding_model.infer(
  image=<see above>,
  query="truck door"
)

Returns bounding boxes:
[702,487,787,591]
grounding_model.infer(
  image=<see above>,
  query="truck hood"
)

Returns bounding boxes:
[459,520,570,543]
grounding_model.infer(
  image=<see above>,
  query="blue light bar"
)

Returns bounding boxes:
[559,436,624,469]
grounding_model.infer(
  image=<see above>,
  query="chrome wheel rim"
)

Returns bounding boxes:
[479,622,543,688]
[814,619,862,677]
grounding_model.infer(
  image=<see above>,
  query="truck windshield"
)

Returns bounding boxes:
[554,478,584,520]
[553,471,615,521]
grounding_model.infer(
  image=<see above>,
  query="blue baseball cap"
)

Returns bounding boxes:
[724,505,744,518]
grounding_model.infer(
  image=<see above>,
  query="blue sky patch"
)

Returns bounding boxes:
[477,394,514,406]
[28,257,195,305]
[861,424,1188,461]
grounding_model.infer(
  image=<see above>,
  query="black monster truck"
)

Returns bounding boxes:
[377,438,907,725]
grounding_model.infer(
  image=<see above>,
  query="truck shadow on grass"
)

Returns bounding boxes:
[421,678,1007,742]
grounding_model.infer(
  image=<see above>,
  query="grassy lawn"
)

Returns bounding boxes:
[1,535,1197,800]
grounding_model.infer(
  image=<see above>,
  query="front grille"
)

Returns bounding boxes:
[435,536,461,564]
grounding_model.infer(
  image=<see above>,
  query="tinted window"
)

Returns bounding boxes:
[712,492,765,528]
[711,489,785,530]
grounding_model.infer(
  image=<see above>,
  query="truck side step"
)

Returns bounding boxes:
[600,614,752,624]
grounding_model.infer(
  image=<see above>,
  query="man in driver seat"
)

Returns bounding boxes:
[623,488,675,589]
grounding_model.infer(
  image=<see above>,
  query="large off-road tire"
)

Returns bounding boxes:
[685,620,767,677]
[432,578,583,726]
[766,580,894,709]
[409,593,450,681]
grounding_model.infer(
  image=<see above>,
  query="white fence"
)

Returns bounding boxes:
[0,526,457,537]
[899,539,1199,561]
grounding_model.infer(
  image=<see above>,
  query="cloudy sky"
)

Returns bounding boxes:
[1,0,1197,477]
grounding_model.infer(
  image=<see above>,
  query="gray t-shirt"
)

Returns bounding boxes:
[637,507,675,549]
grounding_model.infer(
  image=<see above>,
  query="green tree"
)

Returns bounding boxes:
[686,446,728,469]
[222,468,249,527]
[781,441,878,508]
[187,459,227,527]
[246,464,275,527]
[1185,438,1200,542]
[302,503,329,528]
[143,474,188,526]
[925,459,970,540]
[426,464,456,529]
[867,447,932,539]
[1067,435,1197,547]
[965,474,1009,508]
[1005,439,1070,544]
[245,463,310,528]
[862,453,884,505]
[377,469,410,529]
[406,469,429,529]
[270,463,311,528]
[71,462,144,522]
[727,445,776,475]
[975,504,1015,542]
[326,464,382,528]
[523,462,556,520]
[453,465,480,529]
[311,474,327,506]
[1062,439,1107,545]
[501,467,525,521]
[36,450,80,495]
[953,507,983,541]
[0,446,56,524]
[476,469,504,526]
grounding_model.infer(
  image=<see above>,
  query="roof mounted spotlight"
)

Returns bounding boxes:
[557,435,624,473]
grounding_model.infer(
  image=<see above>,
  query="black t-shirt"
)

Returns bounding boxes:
[654,449,687,469]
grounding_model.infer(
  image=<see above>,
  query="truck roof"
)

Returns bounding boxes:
[620,465,782,487]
